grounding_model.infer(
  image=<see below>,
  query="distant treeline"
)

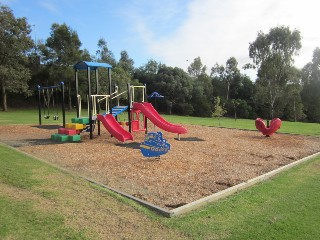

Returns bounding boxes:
[1,4,320,122]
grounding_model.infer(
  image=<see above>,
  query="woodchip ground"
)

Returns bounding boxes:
[1,124,319,209]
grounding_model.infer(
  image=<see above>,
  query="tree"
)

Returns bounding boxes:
[210,57,242,101]
[96,38,116,66]
[301,47,320,122]
[279,66,304,121]
[249,26,301,118]
[0,4,33,111]
[153,65,193,115]
[212,96,226,125]
[134,60,161,90]
[231,99,240,120]
[118,50,134,75]
[39,23,83,109]
[187,57,207,78]
[191,73,213,117]
[111,65,135,103]
[225,57,240,101]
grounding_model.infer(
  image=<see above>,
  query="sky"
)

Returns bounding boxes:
[3,0,320,77]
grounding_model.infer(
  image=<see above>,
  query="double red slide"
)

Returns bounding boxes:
[97,102,187,142]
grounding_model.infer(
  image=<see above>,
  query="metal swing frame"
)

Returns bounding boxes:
[37,82,65,127]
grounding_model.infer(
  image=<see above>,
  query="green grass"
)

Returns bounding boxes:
[0,197,88,240]
[163,114,320,136]
[1,109,320,136]
[0,144,89,240]
[163,157,320,239]
[0,109,77,125]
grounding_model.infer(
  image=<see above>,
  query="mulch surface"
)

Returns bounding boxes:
[1,124,319,209]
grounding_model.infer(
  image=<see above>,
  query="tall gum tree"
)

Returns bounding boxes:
[0,4,33,111]
[39,23,82,110]
[301,47,320,122]
[249,26,301,118]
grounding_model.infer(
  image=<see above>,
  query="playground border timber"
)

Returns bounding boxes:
[2,142,320,217]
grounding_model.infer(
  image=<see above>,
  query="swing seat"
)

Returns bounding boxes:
[44,115,50,119]
[53,115,59,120]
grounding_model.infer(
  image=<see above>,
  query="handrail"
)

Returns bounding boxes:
[77,94,82,117]
[94,94,110,103]
[111,90,127,100]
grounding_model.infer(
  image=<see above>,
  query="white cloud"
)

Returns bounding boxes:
[130,0,320,73]
[39,0,59,15]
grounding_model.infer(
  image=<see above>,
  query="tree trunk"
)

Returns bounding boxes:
[226,82,230,101]
[1,82,7,111]
[293,99,296,122]
[68,82,72,110]
[167,101,172,115]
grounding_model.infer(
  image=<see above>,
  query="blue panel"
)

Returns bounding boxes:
[111,106,128,117]
[74,61,112,70]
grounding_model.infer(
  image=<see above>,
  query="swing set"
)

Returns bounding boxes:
[36,82,66,127]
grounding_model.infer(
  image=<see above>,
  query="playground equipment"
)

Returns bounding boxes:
[127,84,147,133]
[73,61,114,139]
[51,61,187,143]
[255,118,282,136]
[37,82,65,127]
[127,84,187,137]
[140,132,171,157]
[132,102,187,135]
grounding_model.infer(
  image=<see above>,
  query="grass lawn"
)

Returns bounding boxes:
[163,114,320,136]
[1,109,320,239]
[1,108,319,136]
[0,109,76,125]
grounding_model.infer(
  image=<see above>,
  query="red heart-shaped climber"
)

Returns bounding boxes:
[255,118,282,136]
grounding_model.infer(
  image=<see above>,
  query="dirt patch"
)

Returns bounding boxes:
[1,124,319,209]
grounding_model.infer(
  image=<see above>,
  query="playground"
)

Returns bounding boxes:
[0,122,319,210]
[2,61,319,212]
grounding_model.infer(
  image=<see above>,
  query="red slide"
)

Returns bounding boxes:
[133,102,187,134]
[97,114,133,142]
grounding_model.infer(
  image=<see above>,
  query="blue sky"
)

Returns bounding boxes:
[3,0,320,76]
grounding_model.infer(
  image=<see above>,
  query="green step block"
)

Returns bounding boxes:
[57,134,69,142]
[51,133,60,141]
[68,134,81,142]
[71,117,90,124]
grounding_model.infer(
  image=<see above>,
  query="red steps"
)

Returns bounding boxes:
[51,127,81,142]
[58,128,81,135]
